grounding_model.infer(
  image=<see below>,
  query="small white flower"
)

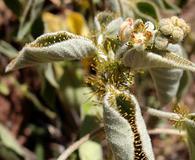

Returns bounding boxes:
[119,18,156,50]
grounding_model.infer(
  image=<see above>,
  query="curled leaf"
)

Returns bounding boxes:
[103,92,134,160]
[103,88,154,160]
[6,31,97,72]
[116,93,154,160]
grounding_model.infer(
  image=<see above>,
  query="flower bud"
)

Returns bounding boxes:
[119,18,133,42]
[154,35,168,50]
[172,27,184,42]
[159,19,173,36]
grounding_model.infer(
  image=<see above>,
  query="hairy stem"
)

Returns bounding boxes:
[147,108,195,126]
[148,128,185,136]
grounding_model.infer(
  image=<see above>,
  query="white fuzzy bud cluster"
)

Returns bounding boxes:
[159,16,190,43]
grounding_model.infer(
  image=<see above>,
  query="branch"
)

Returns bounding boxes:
[57,126,104,160]
[147,108,180,121]
[148,128,185,136]
[147,107,195,126]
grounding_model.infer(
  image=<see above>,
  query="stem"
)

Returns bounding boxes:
[117,0,124,17]
[148,128,185,136]
[89,0,96,20]
[147,108,195,126]
[57,126,104,160]
[147,108,180,121]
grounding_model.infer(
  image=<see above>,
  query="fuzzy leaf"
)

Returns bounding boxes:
[105,18,123,38]
[103,93,134,160]
[115,93,155,160]
[176,70,192,100]
[6,31,97,72]
[121,46,195,72]
[150,68,183,105]
[184,120,195,160]
[149,44,184,105]
[103,90,154,160]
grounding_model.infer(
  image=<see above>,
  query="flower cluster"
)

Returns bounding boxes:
[159,16,190,43]
[119,18,156,51]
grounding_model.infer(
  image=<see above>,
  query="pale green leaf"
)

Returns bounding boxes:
[0,81,10,96]
[120,46,195,72]
[115,93,155,160]
[149,44,185,105]
[0,124,24,156]
[105,18,123,38]
[6,31,97,72]
[103,93,134,160]
[103,90,154,160]
[184,120,195,160]
[17,0,45,40]
[176,70,192,100]
[79,141,103,160]
[0,40,18,59]
[44,63,59,88]
[150,68,183,105]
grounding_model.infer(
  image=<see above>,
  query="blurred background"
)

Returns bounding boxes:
[0,0,195,159]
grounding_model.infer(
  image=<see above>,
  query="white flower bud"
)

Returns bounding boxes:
[154,35,168,50]
[119,18,134,42]
[172,26,184,42]
[159,19,173,36]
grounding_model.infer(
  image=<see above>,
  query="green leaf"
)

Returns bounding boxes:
[44,63,59,88]
[155,0,180,14]
[17,0,45,41]
[0,81,10,96]
[184,120,195,160]
[0,124,24,156]
[6,31,97,72]
[79,141,103,160]
[3,0,22,17]
[134,0,160,23]
[0,40,18,59]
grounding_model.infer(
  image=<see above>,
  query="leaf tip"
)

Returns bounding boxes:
[5,60,16,73]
